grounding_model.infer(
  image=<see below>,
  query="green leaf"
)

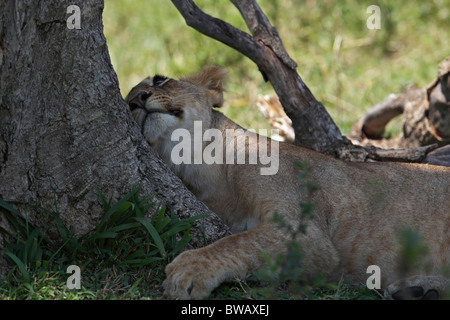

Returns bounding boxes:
[108,201,134,227]
[97,185,142,232]
[159,223,190,240]
[4,251,31,283]
[94,186,112,212]
[109,222,141,233]
[170,231,192,257]
[152,206,170,231]
[124,256,163,267]
[0,198,21,215]
[0,199,27,238]
[155,215,171,233]
[180,213,210,225]
[133,217,166,258]
[87,231,118,241]
[23,229,43,265]
[36,206,70,242]
[134,195,154,218]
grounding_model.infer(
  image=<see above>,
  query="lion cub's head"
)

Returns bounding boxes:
[125,66,227,147]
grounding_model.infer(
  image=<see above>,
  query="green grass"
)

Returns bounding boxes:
[0,169,383,301]
[104,0,450,135]
[0,186,205,300]
[0,184,381,300]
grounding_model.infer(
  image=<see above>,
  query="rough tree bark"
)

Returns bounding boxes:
[349,57,450,150]
[0,0,230,276]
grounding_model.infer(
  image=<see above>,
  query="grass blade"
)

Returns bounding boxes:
[0,199,27,238]
[159,223,190,240]
[87,231,118,241]
[109,222,141,233]
[124,256,163,267]
[97,185,142,232]
[170,231,192,257]
[4,251,31,283]
[94,186,112,212]
[133,217,166,258]
[180,213,210,225]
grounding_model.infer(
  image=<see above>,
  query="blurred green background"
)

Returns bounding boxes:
[103,0,449,135]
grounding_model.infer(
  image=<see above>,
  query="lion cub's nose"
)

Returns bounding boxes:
[128,91,152,111]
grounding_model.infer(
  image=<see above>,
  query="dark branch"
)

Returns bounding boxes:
[230,0,297,69]
[170,0,264,65]
[366,144,438,163]
[171,0,349,153]
[359,86,425,139]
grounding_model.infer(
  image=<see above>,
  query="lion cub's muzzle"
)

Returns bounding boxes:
[128,91,153,112]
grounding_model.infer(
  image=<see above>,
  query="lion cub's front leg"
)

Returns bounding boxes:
[163,224,286,299]
[163,247,238,299]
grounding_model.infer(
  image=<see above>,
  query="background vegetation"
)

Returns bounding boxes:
[104,0,449,135]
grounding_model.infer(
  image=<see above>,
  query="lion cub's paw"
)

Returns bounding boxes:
[163,248,226,300]
[384,275,449,300]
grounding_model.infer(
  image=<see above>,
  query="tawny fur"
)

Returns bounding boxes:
[126,66,450,300]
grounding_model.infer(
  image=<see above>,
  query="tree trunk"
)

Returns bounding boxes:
[0,0,230,276]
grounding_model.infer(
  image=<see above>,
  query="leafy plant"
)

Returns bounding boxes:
[0,198,56,284]
[0,185,207,290]
[83,185,206,269]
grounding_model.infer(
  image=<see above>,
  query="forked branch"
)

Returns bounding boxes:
[171,0,349,154]
[230,0,297,69]
[170,0,264,65]
[170,0,445,165]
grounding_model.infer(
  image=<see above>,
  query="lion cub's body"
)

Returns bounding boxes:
[126,66,450,299]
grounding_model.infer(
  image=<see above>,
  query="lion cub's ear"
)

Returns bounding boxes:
[183,66,228,108]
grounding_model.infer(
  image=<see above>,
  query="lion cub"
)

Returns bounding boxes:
[126,66,449,300]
